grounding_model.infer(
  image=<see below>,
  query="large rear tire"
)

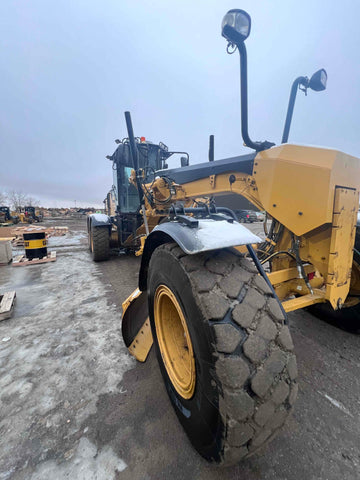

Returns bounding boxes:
[309,302,360,333]
[308,244,360,333]
[90,226,110,262]
[148,244,298,466]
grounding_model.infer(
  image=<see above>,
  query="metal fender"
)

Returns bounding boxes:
[88,213,112,231]
[138,219,261,291]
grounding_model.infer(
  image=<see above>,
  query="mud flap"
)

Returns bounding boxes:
[122,288,153,362]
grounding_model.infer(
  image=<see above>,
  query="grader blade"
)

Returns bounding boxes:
[121,288,153,362]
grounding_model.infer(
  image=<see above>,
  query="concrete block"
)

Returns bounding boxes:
[0,241,12,265]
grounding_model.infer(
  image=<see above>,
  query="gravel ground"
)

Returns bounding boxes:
[0,218,359,479]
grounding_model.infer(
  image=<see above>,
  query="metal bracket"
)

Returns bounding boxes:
[172,215,199,228]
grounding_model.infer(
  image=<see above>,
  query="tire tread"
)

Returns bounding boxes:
[91,227,110,262]
[154,243,298,465]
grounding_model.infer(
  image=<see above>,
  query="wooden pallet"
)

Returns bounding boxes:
[13,226,46,233]
[11,226,68,246]
[11,226,46,247]
[0,291,16,321]
[12,251,57,267]
[50,226,69,236]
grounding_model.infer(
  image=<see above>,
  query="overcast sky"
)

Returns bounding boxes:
[1,0,360,207]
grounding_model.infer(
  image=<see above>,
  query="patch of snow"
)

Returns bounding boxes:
[0,250,134,476]
[47,232,86,247]
[153,219,261,255]
[90,214,110,223]
[30,437,127,480]
[194,219,261,249]
[318,391,353,418]
[282,143,336,151]
[166,219,261,255]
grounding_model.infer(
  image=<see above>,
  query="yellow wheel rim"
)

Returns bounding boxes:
[154,285,196,400]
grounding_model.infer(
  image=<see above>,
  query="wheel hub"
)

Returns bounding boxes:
[154,285,196,400]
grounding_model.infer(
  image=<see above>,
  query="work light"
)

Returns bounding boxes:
[221,9,251,44]
[309,69,327,91]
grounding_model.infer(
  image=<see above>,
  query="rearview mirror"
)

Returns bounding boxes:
[309,69,327,91]
[181,157,189,167]
[221,9,251,44]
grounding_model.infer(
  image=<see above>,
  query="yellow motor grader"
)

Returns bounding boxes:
[88,9,360,466]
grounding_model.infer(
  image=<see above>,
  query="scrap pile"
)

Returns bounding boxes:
[9,226,68,247]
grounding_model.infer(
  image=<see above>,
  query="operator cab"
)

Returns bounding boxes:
[0,206,11,221]
[108,138,188,215]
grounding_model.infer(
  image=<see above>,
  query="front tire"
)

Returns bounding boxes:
[90,226,110,262]
[148,244,298,466]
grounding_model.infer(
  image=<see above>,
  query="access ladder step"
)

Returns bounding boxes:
[282,292,325,313]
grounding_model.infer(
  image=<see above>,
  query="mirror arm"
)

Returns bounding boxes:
[237,43,274,152]
[281,76,309,144]
[124,111,145,205]
[237,42,260,150]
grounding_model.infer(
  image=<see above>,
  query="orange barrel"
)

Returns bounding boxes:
[23,231,47,260]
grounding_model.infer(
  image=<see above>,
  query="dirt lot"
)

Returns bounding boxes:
[0,218,359,479]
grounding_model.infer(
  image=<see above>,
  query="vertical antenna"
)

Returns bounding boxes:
[209,135,214,162]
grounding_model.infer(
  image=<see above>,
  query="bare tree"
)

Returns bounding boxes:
[0,191,7,205]
[26,196,40,207]
[8,190,28,211]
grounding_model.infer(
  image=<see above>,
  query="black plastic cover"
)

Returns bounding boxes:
[155,152,256,184]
